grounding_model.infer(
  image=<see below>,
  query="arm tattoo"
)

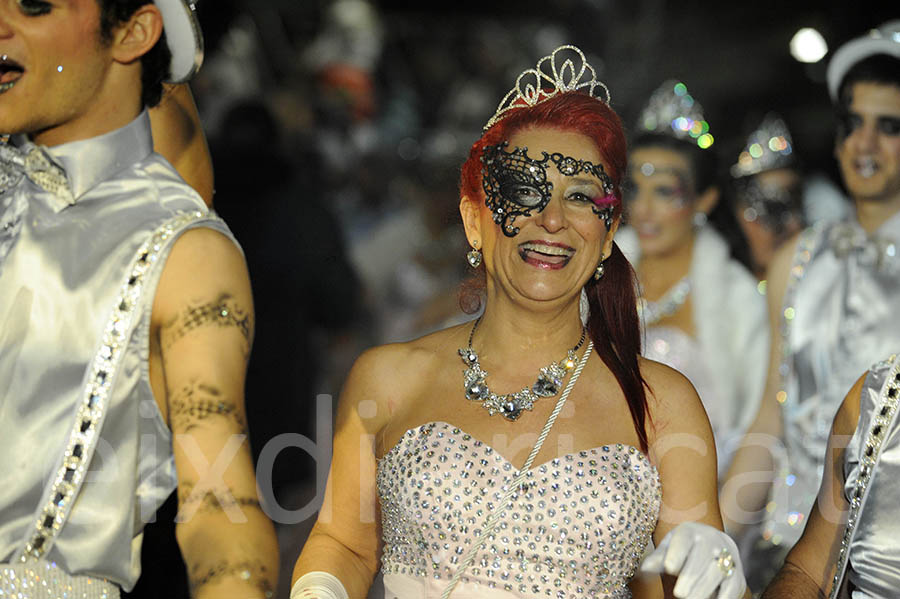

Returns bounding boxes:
[162,292,251,352]
[189,559,275,597]
[178,481,263,515]
[169,381,247,433]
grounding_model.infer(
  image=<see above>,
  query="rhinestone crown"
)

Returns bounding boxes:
[731,113,795,178]
[483,45,610,132]
[637,80,714,149]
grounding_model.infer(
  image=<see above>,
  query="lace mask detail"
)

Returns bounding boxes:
[481,142,616,237]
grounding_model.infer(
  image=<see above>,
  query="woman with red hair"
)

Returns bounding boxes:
[291,46,748,599]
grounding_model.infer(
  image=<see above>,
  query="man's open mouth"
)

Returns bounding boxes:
[856,157,878,179]
[0,56,24,93]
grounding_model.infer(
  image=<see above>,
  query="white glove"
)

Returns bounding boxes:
[640,522,747,599]
[290,571,349,599]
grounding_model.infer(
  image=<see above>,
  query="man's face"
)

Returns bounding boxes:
[835,81,900,204]
[0,0,118,146]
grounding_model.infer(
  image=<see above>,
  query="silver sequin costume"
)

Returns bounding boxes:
[376,421,661,598]
[834,355,900,598]
[0,112,235,595]
[752,214,900,578]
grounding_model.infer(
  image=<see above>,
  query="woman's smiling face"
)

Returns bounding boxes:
[625,145,698,258]
[466,126,620,304]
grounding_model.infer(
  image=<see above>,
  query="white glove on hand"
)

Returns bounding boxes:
[640,521,746,599]
[290,571,349,599]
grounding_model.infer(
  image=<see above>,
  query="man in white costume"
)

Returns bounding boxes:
[0,0,277,596]
[723,20,900,591]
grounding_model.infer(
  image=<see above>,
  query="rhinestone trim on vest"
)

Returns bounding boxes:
[16,211,206,562]
[829,357,900,598]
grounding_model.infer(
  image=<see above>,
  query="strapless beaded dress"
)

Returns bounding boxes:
[376,421,661,598]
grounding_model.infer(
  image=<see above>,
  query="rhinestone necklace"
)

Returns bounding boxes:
[637,276,691,326]
[458,317,586,421]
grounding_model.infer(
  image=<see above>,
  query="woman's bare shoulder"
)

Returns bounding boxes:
[638,356,698,401]
[637,356,708,428]
[342,323,473,411]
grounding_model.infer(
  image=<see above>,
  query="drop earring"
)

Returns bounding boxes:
[593,257,605,280]
[466,244,482,268]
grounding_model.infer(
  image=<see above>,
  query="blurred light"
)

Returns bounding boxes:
[757,280,767,296]
[397,137,420,161]
[790,28,828,63]
[784,307,795,320]
[673,82,687,96]
[697,134,714,149]
[749,143,764,158]
[776,390,787,403]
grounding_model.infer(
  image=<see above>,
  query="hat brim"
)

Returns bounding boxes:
[155,0,204,83]
[827,33,900,101]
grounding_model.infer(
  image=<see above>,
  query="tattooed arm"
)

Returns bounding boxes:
[149,227,278,599]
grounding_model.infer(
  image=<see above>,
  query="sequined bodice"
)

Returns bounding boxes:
[376,422,661,598]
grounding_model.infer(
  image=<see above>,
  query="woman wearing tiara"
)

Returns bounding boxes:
[728,113,805,279]
[615,82,768,476]
[291,47,748,599]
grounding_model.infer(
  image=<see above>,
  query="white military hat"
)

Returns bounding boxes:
[827,20,900,101]
[155,0,204,83]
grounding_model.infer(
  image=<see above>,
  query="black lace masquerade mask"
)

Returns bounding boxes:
[481,142,617,236]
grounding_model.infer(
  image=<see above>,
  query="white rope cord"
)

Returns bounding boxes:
[441,340,594,599]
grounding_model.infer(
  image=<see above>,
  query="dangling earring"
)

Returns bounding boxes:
[693,212,708,228]
[467,244,482,268]
[593,257,605,280]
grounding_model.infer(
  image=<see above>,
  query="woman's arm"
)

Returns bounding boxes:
[291,346,398,598]
[637,361,749,599]
[149,84,214,206]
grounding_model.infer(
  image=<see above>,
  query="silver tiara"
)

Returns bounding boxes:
[483,45,610,132]
[638,80,714,149]
[731,113,795,178]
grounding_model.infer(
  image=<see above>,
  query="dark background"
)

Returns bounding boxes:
[195,0,897,189]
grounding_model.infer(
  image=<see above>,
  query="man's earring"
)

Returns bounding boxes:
[693,212,708,228]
